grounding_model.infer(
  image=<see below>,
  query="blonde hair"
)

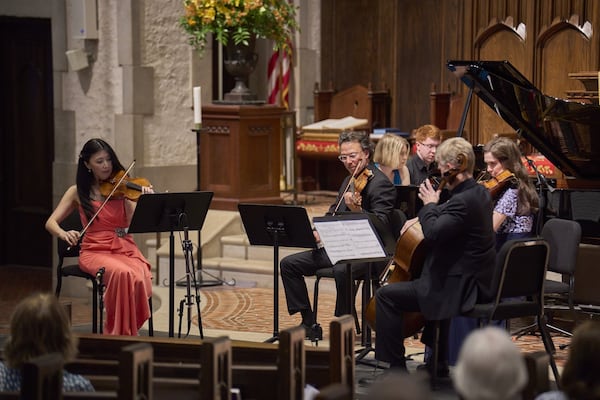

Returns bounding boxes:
[413,124,441,142]
[373,133,410,168]
[435,137,475,174]
[3,292,78,368]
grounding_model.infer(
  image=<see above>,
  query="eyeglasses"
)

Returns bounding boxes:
[418,142,438,150]
[338,152,360,162]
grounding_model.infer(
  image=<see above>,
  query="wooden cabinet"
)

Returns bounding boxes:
[198,104,285,210]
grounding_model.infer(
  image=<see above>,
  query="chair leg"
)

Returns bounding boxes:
[148,297,154,337]
[313,276,321,324]
[537,315,561,388]
[91,281,98,334]
[352,281,361,335]
[431,321,441,390]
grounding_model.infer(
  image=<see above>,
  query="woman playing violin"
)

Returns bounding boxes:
[483,136,538,249]
[45,138,154,336]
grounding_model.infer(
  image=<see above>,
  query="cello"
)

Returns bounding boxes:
[364,155,467,335]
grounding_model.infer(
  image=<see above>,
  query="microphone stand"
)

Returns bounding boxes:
[177,216,204,339]
[524,155,555,235]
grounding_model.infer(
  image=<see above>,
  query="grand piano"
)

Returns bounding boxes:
[447,60,600,246]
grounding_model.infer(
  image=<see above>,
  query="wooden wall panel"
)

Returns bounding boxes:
[320,0,600,146]
[537,21,593,99]
[475,26,528,145]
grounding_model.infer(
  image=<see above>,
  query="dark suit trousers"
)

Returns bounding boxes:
[280,248,371,317]
[375,280,450,367]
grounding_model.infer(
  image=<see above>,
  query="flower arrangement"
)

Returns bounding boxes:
[181,0,299,57]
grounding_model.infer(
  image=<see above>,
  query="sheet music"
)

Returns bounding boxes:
[313,218,386,265]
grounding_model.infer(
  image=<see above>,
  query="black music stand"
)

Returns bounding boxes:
[238,203,317,343]
[395,185,420,219]
[313,213,392,365]
[129,191,213,338]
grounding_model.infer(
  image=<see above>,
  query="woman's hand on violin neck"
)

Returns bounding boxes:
[62,229,81,246]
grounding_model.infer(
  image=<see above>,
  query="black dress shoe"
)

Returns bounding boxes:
[416,362,450,378]
[300,323,323,341]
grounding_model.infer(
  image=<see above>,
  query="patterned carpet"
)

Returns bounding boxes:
[192,285,571,367]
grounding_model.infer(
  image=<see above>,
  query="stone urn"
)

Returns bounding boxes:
[223,35,259,103]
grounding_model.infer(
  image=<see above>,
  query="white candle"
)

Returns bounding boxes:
[193,86,202,125]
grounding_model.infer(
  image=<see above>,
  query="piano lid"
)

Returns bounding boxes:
[447,60,600,180]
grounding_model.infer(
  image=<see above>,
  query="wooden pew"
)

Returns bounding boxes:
[69,317,354,400]
[70,327,307,400]
[0,343,154,400]
[522,351,551,400]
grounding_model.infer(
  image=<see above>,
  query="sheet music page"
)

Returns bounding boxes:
[313,219,386,265]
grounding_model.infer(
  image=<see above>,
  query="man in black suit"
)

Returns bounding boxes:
[375,137,496,373]
[280,130,396,340]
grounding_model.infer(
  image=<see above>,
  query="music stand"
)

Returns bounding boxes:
[313,213,392,365]
[395,185,420,219]
[238,203,317,343]
[129,191,213,338]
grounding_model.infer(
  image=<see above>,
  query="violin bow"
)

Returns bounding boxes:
[76,160,137,241]
[332,157,365,215]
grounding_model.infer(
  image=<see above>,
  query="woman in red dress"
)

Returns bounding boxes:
[46,138,154,335]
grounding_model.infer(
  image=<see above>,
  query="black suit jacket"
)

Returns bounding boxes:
[415,178,496,320]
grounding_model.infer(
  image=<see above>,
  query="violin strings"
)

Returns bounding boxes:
[332,158,364,215]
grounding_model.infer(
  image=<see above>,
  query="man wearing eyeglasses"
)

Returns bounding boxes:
[407,124,442,185]
[280,130,396,341]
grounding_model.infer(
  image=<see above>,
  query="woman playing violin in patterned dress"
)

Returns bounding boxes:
[483,136,539,250]
[45,138,154,336]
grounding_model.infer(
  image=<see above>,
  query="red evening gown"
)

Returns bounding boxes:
[78,199,152,335]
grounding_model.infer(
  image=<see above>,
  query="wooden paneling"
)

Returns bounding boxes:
[320,0,600,149]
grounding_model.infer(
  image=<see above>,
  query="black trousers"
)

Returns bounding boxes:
[375,280,449,367]
[280,248,372,318]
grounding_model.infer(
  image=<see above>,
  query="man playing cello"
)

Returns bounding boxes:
[375,137,496,375]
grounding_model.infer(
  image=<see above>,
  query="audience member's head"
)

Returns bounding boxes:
[560,320,600,399]
[3,292,78,368]
[368,370,433,400]
[454,326,527,400]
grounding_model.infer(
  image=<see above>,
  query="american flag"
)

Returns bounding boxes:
[267,41,292,109]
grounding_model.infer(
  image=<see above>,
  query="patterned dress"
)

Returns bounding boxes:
[79,199,153,335]
[0,362,94,392]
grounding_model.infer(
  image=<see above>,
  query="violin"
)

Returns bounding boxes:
[350,167,373,207]
[332,158,372,214]
[479,169,517,199]
[99,170,152,202]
